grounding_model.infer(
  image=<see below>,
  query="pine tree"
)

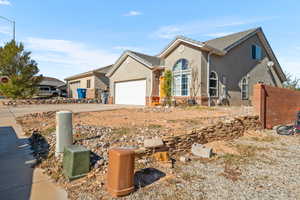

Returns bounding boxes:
[0,40,42,99]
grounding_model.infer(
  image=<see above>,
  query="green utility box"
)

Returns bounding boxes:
[63,145,90,180]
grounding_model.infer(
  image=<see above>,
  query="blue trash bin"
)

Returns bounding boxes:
[81,89,87,98]
[77,88,87,99]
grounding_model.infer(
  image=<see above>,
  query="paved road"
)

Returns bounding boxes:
[0,103,138,118]
[0,103,139,200]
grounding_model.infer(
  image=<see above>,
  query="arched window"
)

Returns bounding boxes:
[241,77,249,100]
[209,71,218,97]
[172,59,191,96]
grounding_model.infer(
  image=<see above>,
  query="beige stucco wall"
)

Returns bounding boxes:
[109,56,152,98]
[94,73,109,90]
[207,33,283,105]
[163,42,203,96]
[68,75,95,89]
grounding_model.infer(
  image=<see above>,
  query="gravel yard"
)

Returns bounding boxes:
[16,106,300,200]
[116,130,300,200]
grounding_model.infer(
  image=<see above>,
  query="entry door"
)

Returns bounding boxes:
[115,80,146,105]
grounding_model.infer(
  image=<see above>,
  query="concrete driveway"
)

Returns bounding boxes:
[1,103,138,118]
[0,103,140,200]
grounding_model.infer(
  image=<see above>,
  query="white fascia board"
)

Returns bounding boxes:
[106,51,152,77]
[158,38,204,58]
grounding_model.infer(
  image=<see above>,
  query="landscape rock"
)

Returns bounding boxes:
[1,97,101,106]
[144,138,164,148]
[179,156,190,163]
[191,143,212,158]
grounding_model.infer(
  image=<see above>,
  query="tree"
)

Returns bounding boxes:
[0,40,42,99]
[162,70,172,105]
[190,66,201,102]
[283,72,300,91]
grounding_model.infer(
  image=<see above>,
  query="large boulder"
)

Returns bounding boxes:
[144,138,164,148]
[191,143,212,158]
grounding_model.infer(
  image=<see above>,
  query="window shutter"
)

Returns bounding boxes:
[252,45,256,59]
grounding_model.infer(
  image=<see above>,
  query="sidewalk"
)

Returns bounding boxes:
[0,107,67,200]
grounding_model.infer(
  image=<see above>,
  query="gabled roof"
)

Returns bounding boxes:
[65,64,113,81]
[106,50,162,77]
[204,28,258,51]
[129,51,162,66]
[157,27,286,82]
[158,35,225,58]
[107,27,286,82]
[39,76,65,87]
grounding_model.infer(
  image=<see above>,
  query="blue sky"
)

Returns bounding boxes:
[0,0,299,80]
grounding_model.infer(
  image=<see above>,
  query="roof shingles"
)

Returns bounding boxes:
[204,28,259,51]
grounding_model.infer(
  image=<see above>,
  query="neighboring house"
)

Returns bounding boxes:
[37,76,66,98]
[106,27,286,106]
[65,65,112,99]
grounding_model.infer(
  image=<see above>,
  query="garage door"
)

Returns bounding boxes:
[115,80,146,105]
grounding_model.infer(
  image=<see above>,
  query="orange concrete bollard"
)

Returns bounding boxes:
[107,148,135,197]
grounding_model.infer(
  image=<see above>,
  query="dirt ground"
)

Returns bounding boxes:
[18,106,253,136]
[16,105,300,200]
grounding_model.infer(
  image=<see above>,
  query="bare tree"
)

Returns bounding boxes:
[190,67,201,102]
[283,72,300,91]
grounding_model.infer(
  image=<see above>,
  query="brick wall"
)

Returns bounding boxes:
[253,84,300,128]
[86,89,96,99]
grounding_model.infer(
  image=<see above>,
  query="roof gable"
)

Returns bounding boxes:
[158,36,225,58]
[106,50,161,77]
[65,65,112,81]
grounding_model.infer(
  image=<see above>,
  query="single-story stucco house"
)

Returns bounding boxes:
[37,76,66,97]
[65,65,112,99]
[106,27,286,106]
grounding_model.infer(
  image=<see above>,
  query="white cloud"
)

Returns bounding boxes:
[0,0,11,5]
[151,17,275,39]
[0,26,11,35]
[25,37,118,79]
[204,32,234,38]
[278,57,300,79]
[123,11,142,16]
[113,46,144,52]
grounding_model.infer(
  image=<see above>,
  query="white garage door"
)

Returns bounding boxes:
[115,80,146,105]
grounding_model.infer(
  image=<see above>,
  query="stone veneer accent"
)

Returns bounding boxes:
[162,116,261,153]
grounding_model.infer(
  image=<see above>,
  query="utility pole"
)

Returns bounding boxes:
[0,15,15,41]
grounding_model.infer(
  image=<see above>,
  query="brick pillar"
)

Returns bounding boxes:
[108,97,113,104]
[253,84,266,128]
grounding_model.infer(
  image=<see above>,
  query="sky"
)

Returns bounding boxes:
[0,0,299,81]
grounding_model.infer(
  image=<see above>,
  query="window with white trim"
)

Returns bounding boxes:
[172,59,191,96]
[241,77,249,100]
[209,71,218,97]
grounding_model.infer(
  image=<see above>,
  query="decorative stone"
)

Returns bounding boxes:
[144,138,164,148]
[179,156,189,163]
[191,144,212,158]
[153,152,169,162]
